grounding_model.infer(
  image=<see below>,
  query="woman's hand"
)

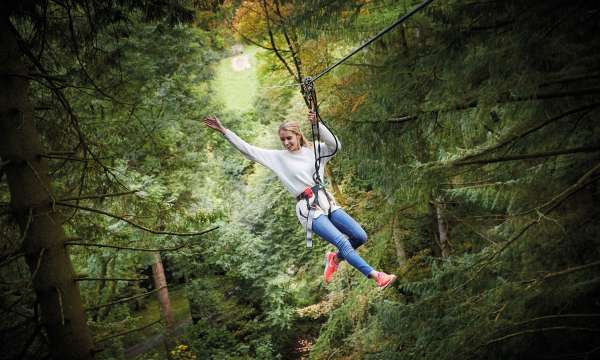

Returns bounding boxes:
[308,110,318,125]
[203,115,226,134]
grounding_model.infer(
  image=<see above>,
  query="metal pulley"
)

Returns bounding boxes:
[301,76,316,110]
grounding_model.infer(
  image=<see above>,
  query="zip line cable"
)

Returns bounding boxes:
[312,0,435,82]
[299,0,435,186]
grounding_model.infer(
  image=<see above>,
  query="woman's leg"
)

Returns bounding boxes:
[311,214,374,277]
[328,209,368,261]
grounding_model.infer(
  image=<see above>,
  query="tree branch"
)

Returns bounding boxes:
[58,190,139,202]
[9,20,129,190]
[513,313,600,328]
[85,286,167,311]
[542,260,600,281]
[449,145,600,167]
[75,276,148,282]
[39,154,89,162]
[65,239,211,252]
[0,252,25,268]
[261,0,296,79]
[458,103,600,162]
[95,319,161,344]
[453,163,600,293]
[229,21,289,52]
[55,201,218,236]
[540,73,600,88]
[487,326,600,346]
[274,0,303,83]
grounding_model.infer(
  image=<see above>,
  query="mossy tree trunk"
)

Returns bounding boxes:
[152,252,175,354]
[0,13,95,360]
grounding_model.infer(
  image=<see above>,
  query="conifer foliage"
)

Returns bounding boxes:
[2,0,599,359]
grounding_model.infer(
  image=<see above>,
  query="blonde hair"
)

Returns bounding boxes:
[278,121,312,148]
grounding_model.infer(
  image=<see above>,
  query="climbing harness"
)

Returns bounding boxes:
[296,185,317,248]
[293,0,435,247]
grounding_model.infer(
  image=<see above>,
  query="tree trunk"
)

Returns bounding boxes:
[391,215,408,266]
[434,199,451,258]
[0,14,95,360]
[152,252,175,353]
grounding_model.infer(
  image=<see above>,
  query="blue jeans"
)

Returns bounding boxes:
[311,209,374,277]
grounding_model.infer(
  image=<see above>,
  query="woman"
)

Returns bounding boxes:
[203,112,397,289]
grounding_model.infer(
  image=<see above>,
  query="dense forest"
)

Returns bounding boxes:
[1,0,599,359]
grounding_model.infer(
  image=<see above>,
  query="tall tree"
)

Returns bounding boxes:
[152,252,175,351]
[1,1,212,358]
[0,11,95,359]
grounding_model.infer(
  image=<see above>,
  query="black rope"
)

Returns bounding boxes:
[313,0,434,82]
[302,77,339,186]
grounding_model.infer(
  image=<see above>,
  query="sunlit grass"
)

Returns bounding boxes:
[213,46,260,113]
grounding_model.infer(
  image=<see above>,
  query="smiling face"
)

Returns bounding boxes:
[279,129,300,152]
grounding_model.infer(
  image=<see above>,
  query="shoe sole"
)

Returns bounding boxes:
[378,275,397,291]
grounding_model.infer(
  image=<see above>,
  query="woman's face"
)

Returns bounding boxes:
[279,129,300,152]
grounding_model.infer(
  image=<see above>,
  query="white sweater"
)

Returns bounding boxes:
[223,124,341,226]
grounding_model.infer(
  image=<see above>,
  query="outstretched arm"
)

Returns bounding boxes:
[202,115,278,167]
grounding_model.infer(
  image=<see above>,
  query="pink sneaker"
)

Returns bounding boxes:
[373,271,397,290]
[323,252,339,283]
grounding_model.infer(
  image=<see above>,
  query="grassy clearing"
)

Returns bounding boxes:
[212,46,260,113]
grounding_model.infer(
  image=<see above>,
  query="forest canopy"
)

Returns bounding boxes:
[1,0,599,359]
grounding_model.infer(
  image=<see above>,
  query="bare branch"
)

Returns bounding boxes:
[75,276,148,282]
[0,252,25,268]
[387,115,418,124]
[64,238,210,252]
[542,260,600,281]
[55,201,219,236]
[45,151,76,156]
[487,326,600,346]
[458,103,600,162]
[453,163,600,293]
[64,1,133,106]
[514,313,600,327]
[540,73,600,87]
[511,87,600,102]
[274,0,303,83]
[229,22,289,52]
[59,190,139,202]
[261,0,296,80]
[95,319,162,344]
[449,145,600,167]
[40,154,89,162]
[85,286,167,311]
[3,248,46,316]
[9,21,129,190]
